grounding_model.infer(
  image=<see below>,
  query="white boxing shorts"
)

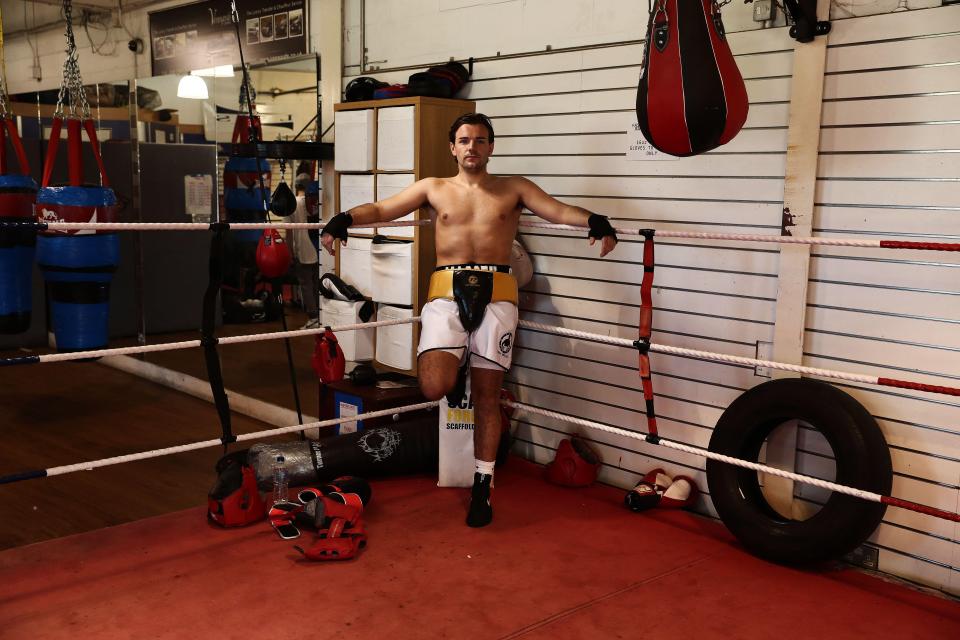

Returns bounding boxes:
[417,298,519,371]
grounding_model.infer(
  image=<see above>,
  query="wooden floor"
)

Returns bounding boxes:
[0,307,318,550]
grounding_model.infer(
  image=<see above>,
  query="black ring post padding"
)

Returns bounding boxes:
[0,469,48,484]
[645,434,661,445]
[208,221,231,232]
[633,339,650,354]
[639,228,656,240]
[0,354,41,367]
[201,224,234,451]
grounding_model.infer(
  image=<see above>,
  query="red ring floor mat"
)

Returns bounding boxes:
[1,460,956,639]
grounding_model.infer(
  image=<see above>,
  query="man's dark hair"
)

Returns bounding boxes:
[448,113,494,144]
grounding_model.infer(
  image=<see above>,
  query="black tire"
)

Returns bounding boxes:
[706,378,892,565]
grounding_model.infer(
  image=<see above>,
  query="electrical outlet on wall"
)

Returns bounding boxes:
[753,0,773,21]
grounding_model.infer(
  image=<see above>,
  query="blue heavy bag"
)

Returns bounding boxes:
[35,186,119,351]
[223,156,270,243]
[0,174,39,333]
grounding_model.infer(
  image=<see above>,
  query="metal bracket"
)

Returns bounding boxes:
[782,0,831,43]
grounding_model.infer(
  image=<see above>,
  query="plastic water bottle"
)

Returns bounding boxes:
[271,455,289,505]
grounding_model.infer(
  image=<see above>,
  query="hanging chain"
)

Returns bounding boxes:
[238,69,256,112]
[0,5,10,119]
[54,0,90,120]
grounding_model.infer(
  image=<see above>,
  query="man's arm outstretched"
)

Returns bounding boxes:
[320,178,434,255]
[514,177,617,257]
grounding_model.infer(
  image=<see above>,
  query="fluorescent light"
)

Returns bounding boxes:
[191,65,235,78]
[177,74,209,99]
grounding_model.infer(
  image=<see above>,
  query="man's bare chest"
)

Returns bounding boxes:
[430,189,521,225]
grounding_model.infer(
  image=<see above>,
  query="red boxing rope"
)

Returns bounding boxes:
[878,378,960,397]
[882,496,960,523]
[637,229,658,438]
[879,240,960,252]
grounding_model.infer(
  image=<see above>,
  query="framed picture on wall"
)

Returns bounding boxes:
[150,1,308,76]
[259,16,274,42]
[275,12,288,39]
[289,9,303,37]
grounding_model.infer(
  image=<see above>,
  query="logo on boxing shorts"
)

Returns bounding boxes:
[499,332,513,355]
[468,274,479,285]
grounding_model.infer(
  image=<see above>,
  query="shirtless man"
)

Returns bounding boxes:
[321,113,617,527]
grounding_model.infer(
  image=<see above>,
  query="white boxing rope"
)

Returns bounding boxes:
[27,220,430,232]
[506,400,883,503]
[1,400,440,484]
[9,219,956,251]
[518,221,960,252]
[0,317,421,366]
[518,320,879,386]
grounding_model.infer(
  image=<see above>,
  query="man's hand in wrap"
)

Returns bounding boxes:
[320,212,353,255]
[587,213,618,257]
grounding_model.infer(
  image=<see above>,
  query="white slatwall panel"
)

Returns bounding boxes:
[362,24,795,537]
[350,4,959,596]
[808,6,960,594]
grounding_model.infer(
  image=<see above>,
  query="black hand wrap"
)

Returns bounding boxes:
[321,212,353,241]
[587,214,617,242]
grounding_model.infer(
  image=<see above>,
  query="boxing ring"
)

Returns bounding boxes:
[2,218,958,526]
[1,217,959,637]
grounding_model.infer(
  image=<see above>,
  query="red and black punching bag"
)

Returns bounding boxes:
[255,228,291,279]
[636,0,748,157]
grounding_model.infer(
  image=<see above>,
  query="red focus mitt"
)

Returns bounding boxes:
[544,437,602,488]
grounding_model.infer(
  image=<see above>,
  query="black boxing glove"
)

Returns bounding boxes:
[321,212,353,241]
[587,213,617,242]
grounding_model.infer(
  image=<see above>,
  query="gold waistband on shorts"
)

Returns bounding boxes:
[427,269,518,305]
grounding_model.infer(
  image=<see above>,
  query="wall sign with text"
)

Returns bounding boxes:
[150,0,307,76]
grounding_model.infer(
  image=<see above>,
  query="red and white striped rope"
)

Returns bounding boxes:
[1,317,420,365]
[39,400,440,479]
[507,400,960,523]
[518,221,960,252]
[6,314,956,399]
[30,220,430,232]
[15,220,960,252]
[518,320,960,397]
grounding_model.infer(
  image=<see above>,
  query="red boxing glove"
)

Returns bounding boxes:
[544,437,602,488]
